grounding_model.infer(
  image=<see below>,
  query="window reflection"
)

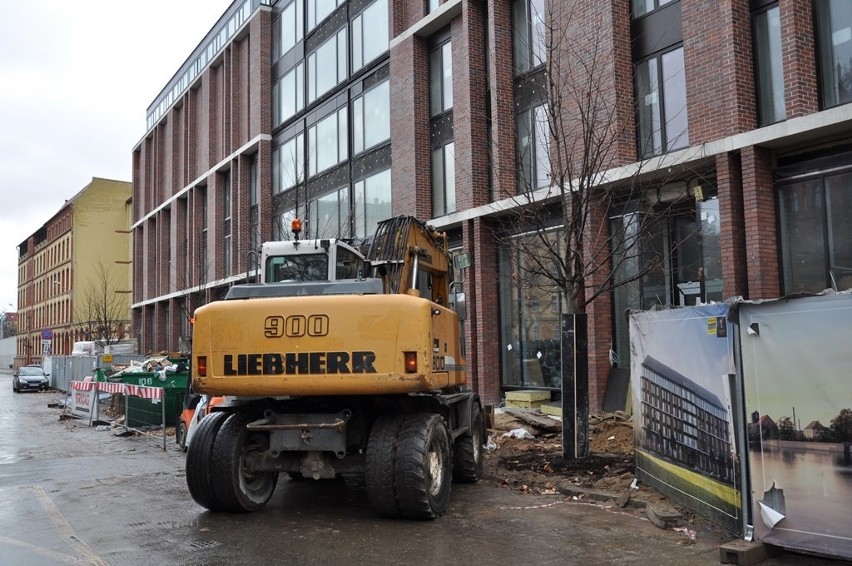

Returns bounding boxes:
[354,168,391,237]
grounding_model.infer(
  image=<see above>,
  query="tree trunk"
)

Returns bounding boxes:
[561,313,589,460]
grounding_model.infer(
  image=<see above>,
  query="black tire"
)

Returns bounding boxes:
[394,414,452,519]
[186,411,229,510]
[177,419,188,452]
[209,412,279,513]
[453,401,484,483]
[12,381,17,393]
[366,414,405,518]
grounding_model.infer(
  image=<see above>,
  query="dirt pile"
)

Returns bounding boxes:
[482,409,668,506]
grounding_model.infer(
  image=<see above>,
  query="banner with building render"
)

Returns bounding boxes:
[629,303,742,535]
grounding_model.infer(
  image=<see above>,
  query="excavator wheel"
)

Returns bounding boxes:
[394,413,452,519]
[366,414,406,518]
[209,411,279,512]
[186,411,229,510]
[453,401,484,482]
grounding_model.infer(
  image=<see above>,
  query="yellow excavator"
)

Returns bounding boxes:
[186,216,484,519]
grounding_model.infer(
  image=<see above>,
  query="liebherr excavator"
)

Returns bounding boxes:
[185,216,484,519]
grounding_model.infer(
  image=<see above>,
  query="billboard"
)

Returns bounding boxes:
[736,292,852,559]
[630,304,743,534]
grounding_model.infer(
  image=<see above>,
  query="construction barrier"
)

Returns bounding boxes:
[69,379,169,451]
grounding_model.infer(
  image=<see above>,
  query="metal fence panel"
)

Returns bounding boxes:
[45,355,147,392]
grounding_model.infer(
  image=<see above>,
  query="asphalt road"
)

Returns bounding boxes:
[0,373,844,566]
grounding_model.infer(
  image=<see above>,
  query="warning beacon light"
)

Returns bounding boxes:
[291,218,303,241]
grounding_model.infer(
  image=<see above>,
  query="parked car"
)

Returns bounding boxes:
[13,365,50,393]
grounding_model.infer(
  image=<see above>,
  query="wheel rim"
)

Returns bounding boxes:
[239,433,275,502]
[427,440,444,497]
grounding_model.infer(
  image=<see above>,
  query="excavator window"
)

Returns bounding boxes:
[335,246,366,279]
[266,254,329,282]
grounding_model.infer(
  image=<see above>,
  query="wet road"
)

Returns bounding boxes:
[0,373,842,565]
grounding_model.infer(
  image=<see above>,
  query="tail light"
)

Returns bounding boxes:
[404,352,417,373]
[197,356,207,377]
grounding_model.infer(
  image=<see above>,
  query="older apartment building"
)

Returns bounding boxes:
[16,178,132,365]
[131,0,852,409]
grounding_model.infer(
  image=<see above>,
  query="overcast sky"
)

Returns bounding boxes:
[0,0,233,314]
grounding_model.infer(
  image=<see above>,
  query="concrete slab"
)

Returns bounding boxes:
[719,540,781,565]
[646,502,684,529]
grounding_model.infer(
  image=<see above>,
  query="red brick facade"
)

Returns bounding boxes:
[132,0,851,412]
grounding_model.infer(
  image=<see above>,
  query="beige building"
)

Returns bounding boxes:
[16,178,132,366]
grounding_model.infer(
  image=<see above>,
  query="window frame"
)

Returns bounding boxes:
[635,45,689,158]
[353,78,390,155]
[429,37,453,117]
[516,103,550,191]
[353,168,392,238]
[307,26,348,104]
[308,107,349,177]
[431,141,456,217]
[352,0,389,73]
[752,2,785,125]
[512,0,546,75]
[814,0,852,109]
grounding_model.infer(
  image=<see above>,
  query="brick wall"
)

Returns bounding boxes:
[584,200,613,412]
[486,0,516,200]
[741,145,780,299]
[468,217,502,406]
[683,0,756,141]
[553,2,636,169]
[391,0,425,36]
[781,0,818,117]
[453,1,490,211]
[389,34,431,218]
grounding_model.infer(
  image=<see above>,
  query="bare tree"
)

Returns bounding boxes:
[493,3,701,459]
[77,258,130,351]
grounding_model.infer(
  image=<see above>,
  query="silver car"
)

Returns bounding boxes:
[13,365,50,392]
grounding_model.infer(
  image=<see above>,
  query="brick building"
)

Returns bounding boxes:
[131,0,852,409]
[16,178,132,366]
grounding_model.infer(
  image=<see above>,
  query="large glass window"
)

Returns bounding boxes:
[221,176,231,275]
[352,0,389,72]
[308,108,348,176]
[815,0,852,108]
[432,142,456,217]
[273,63,304,127]
[779,171,852,293]
[308,186,349,238]
[429,40,453,116]
[249,156,260,273]
[609,188,722,365]
[499,231,564,390]
[632,0,676,18]
[353,79,390,154]
[307,0,343,32]
[354,168,392,237]
[754,5,785,125]
[273,133,305,193]
[512,0,546,74]
[308,28,348,103]
[516,103,550,190]
[636,47,689,158]
[277,0,304,59]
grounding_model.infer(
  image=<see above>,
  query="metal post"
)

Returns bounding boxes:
[124,393,129,430]
[162,393,167,451]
